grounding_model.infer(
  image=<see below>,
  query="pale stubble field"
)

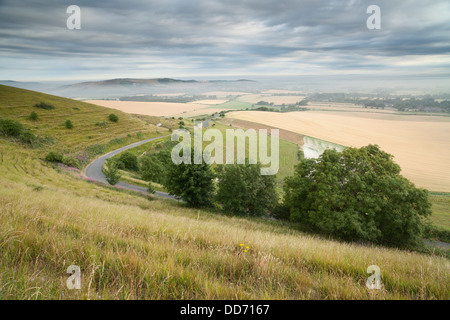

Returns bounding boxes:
[229,111,450,192]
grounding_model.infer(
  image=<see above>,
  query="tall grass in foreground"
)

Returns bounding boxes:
[0,147,449,299]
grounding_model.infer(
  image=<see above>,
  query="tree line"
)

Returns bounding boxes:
[103,142,433,249]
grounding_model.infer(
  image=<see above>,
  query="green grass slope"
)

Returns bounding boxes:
[0,84,176,155]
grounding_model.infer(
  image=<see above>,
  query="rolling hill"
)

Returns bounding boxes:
[0,85,449,300]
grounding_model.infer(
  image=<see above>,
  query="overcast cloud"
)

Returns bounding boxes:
[0,0,449,81]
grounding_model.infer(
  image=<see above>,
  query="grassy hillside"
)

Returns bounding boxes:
[0,85,177,157]
[0,85,449,300]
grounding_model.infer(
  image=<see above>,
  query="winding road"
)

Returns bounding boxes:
[84,135,177,200]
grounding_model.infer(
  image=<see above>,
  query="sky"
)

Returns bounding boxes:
[0,0,450,83]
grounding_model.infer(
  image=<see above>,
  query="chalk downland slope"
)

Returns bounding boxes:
[0,85,448,300]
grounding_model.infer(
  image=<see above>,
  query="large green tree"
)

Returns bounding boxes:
[163,148,215,207]
[216,161,278,216]
[140,150,171,184]
[283,145,431,247]
[117,152,139,171]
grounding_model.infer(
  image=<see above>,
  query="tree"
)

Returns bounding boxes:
[283,145,431,248]
[65,119,73,129]
[216,161,278,216]
[140,150,171,184]
[109,113,119,122]
[103,159,121,185]
[117,152,139,171]
[163,147,215,207]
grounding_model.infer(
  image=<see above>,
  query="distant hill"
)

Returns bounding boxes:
[0,78,258,99]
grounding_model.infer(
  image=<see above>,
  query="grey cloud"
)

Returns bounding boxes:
[0,0,449,80]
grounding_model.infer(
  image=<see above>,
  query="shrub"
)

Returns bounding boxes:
[45,151,64,163]
[117,152,139,171]
[216,161,278,216]
[271,203,291,221]
[109,113,119,122]
[65,119,73,129]
[29,111,39,121]
[283,145,432,248]
[0,119,23,137]
[147,182,156,194]
[95,121,108,127]
[62,156,81,169]
[109,137,125,145]
[85,144,107,158]
[19,130,36,144]
[33,102,55,110]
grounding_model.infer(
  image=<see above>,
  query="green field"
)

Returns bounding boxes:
[212,100,254,110]
[0,85,449,300]
[430,194,450,230]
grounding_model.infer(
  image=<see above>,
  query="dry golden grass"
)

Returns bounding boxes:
[0,145,449,300]
[86,100,210,117]
[229,111,450,192]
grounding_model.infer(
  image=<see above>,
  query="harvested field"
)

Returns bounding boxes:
[229,111,450,192]
[189,99,229,105]
[86,100,209,117]
[222,118,304,145]
[202,91,251,97]
[306,102,398,113]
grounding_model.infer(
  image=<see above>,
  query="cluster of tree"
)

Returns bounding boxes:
[308,93,450,113]
[104,140,433,249]
[0,118,37,144]
[117,95,218,103]
[283,145,431,248]
[252,99,309,113]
